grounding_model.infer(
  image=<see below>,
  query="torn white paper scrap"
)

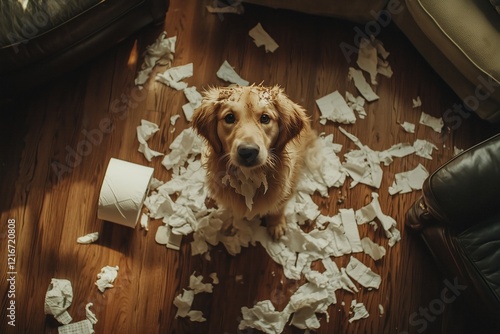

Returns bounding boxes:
[58,320,94,334]
[346,256,381,289]
[182,86,203,122]
[412,96,422,108]
[156,63,193,90]
[348,67,379,102]
[174,289,195,318]
[355,193,400,246]
[340,267,359,293]
[135,32,176,87]
[346,92,366,119]
[368,193,396,232]
[85,303,98,325]
[161,127,203,174]
[419,112,443,133]
[361,237,386,261]
[209,272,219,284]
[189,272,214,294]
[149,177,164,190]
[44,279,73,325]
[137,119,164,162]
[249,23,279,53]
[95,266,119,293]
[400,121,415,133]
[155,225,183,250]
[239,300,289,334]
[174,286,208,322]
[379,142,416,166]
[377,58,393,79]
[388,163,429,195]
[349,300,370,323]
[338,127,383,188]
[413,139,438,160]
[140,213,149,231]
[287,282,331,330]
[77,232,99,244]
[357,38,379,85]
[340,209,362,253]
[170,114,181,126]
[155,225,169,245]
[316,91,356,124]
[371,35,390,59]
[216,60,249,86]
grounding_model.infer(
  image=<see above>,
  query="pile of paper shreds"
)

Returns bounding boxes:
[137,124,419,332]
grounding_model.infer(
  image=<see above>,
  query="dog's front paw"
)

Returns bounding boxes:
[267,223,286,241]
[264,213,287,241]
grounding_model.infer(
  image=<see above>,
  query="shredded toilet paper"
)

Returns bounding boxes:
[58,320,94,334]
[216,60,249,86]
[77,232,99,244]
[137,119,164,161]
[249,23,279,53]
[140,126,411,332]
[135,32,176,87]
[316,91,357,124]
[95,266,119,293]
[44,279,74,324]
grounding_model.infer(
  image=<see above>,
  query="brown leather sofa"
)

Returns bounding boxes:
[0,0,169,97]
[406,133,500,329]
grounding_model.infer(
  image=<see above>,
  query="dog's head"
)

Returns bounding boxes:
[192,85,308,168]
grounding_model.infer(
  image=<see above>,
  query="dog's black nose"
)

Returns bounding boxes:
[237,144,260,166]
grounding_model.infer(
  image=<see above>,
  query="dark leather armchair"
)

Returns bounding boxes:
[0,0,169,97]
[406,133,500,329]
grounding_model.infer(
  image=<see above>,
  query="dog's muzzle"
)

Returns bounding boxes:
[237,144,260,167]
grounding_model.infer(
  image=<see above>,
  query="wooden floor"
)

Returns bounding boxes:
[1,1,500,333]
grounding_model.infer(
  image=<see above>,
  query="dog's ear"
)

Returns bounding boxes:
[192,87,224,153]
[271,86,307,152]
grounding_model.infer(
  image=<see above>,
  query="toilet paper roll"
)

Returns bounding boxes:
[98,158,154,228]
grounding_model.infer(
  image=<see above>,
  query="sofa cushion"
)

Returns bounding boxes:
[458,212,500,309]
[400,0,500,121]
[0,0,168,97]
[0,0,101,48]
[409,0,500,86]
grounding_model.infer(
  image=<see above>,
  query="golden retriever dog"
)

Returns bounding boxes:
[192,85,316,240]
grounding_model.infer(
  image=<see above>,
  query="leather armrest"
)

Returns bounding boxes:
[422,133,500,230]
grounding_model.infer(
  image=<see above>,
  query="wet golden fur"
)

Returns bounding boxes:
[192,85,316,239]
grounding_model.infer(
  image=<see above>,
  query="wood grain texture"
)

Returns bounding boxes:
[1,1,500,333]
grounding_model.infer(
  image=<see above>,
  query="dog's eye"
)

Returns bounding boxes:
[224,113,236,124]
[260,114,271,124]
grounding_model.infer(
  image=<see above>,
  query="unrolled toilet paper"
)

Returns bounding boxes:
[98,158,154,228]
